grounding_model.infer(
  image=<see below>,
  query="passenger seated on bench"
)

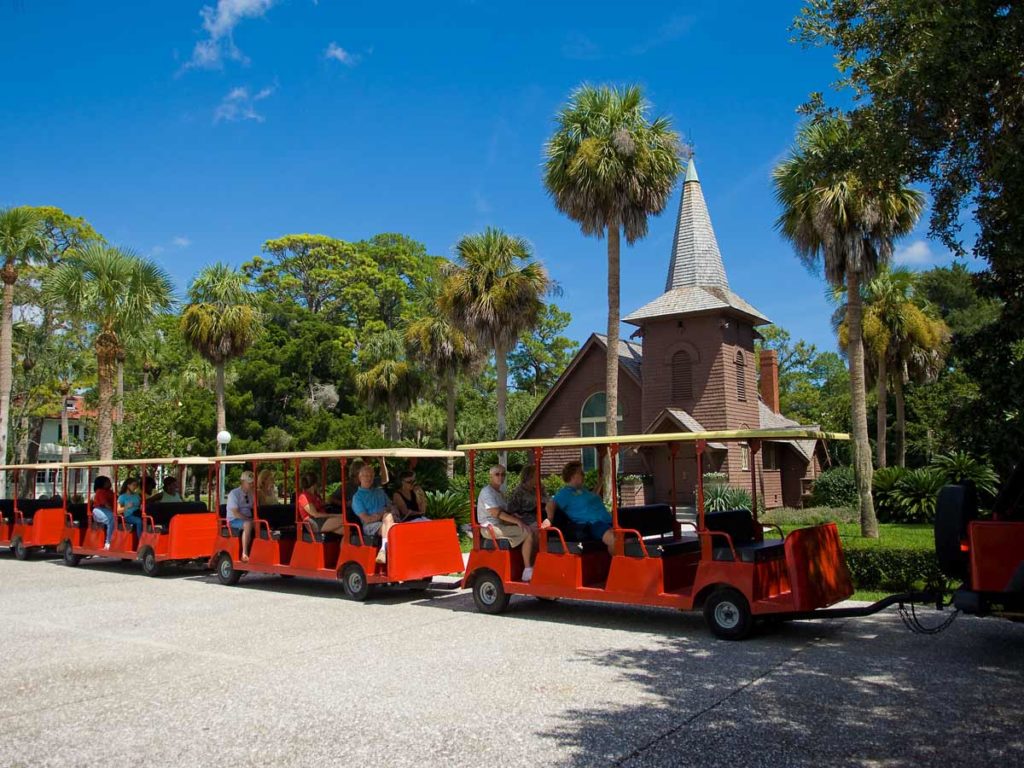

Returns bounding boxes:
[298,472,346,537]
[226,471,255,562]
[392,470,429,522]
[351,464,396,565]
[477,465,537,582]
[543,461,614,556]
[345,458,389,503]
[118,477,143,537]
[92,475,116,550]
[257,469,281,506]
[149,476,183,504]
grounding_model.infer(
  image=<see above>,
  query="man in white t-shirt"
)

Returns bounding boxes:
[226,471,255,562]
[476,465,537,582]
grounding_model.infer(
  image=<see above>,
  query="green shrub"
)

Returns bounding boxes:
[810,466,859,508]
[844,548,946,592]
[890,467,946,523]
[448,474,470,495]
[584,468,600,491]
[543,473,564,498]
[931,451,999,496]
[424,490,471,527]
[703,472,728,486]
[703,484,753,513]
[872,466,909,523]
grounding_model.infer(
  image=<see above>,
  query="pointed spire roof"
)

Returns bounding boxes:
[624,159,770,327]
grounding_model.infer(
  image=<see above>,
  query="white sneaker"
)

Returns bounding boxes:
[521,567,533,582]
[103,542,111,551]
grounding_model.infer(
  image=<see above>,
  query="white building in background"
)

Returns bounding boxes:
[32,395,92,499]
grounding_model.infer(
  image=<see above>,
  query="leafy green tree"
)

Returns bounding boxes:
[116,388,195,460]
[773,116,923,537]
[508,303,578,395]
[356,233,436,331]
[793,0,1024,474]
[442,228,549,461]
[355,329,419,441]
[43,245,174,460]
[181,263,263,437]
[544,84,682,445]
[0,207,44,475]
[917,264,1001,338]
[247,235,357,315]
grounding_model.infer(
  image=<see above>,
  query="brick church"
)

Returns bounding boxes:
[518,159,825,509]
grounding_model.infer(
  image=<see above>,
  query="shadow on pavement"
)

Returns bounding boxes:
[532,610,1024,767]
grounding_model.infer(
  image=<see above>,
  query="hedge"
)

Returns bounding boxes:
[844,548,946,592]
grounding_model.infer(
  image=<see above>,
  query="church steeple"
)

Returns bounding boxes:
[665,158,729,291]
[623,159,769,327]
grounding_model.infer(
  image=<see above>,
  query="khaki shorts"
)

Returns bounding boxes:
[482,521,529,548]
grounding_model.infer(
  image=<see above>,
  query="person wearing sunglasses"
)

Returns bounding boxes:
[476,464,538,582]
[392,469,429,522]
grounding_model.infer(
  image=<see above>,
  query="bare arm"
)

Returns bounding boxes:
[392,491,410,519]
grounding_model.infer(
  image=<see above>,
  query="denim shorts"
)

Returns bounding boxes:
[229,517,248,531]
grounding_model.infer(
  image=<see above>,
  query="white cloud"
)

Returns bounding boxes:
[186,0,277,70]
[324,42,361,66]
[172,236,192,248]
[213,84,275,123]
[894,239,937,266]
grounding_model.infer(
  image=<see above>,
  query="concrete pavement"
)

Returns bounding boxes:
[1,554,1022,767]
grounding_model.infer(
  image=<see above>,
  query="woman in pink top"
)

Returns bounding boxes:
[297,473,346,536]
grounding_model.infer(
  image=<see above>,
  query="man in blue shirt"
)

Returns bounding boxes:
[351,464,396,564]
[543,460,614,555]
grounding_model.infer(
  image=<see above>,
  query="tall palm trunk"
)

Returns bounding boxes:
[846,268,878,538]
[61,388,71,463]
[876,355,887,468]
[96,348,117,462]
[495,339,509,468]
[386,392,400,442]
[0,270,14,494]
[893,373,907,468]
[603,221,621,500]
[215,361,226,434]
[445,370,456,479]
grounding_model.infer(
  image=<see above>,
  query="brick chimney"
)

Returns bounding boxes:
[759,349,780,414]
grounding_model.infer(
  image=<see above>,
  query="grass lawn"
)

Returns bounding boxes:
[775,522,934,552]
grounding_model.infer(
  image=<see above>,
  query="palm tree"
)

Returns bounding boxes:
[181,263,262,438]
[43,244,174,461]
[0,207,43,483]
[442,228,550,463]
[406,272,479,476]
[839,268,950,468]
[544,84,682,447]
[773,117,923,537]
[355,329,419,441]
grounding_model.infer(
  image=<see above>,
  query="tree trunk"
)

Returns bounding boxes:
[495,340,509,469]
[876,355,887,469]
[61,390,71,464]
[0,276,14,495]
[445,370,456,479]
[97,348,116,462]
[603,221,621,500]
[115,359,125,424]
[386,393,400,442]
[894,373,907,468]
[846,268,878,538]
[215,361,227,435]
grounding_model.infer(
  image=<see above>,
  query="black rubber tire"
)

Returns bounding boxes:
[216,553,242,586]
[12,537,28,561]
[935,484,976,581]
[140,548,161,577]
[341,563,371,601]
[703,588,753,640]
[472,571,511,615]
[62,541,81,567]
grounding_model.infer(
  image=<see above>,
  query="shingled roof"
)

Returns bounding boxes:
[623,158,770,326]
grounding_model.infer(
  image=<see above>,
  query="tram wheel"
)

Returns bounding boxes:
[216,553,242,586]
[62,541,81,567]
[341,563,371,601]
[472,571,510,615]
[703,588,753,641]
[12,537,28,561]
[140,548,161,577]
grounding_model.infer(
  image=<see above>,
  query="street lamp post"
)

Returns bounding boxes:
[216,430,231,502]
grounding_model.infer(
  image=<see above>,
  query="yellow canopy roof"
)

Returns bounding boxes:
[0,457,214,471]
[213,447,463,463]
[458,428,849,452]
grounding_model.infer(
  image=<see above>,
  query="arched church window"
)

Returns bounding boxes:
[580,392,623,472]
[735,351,746,402]
[671,351,693,401]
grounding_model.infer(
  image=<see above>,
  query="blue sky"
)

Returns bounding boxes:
[1,0,972,353]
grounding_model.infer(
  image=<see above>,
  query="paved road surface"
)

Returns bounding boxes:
[1,555,1022,767]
